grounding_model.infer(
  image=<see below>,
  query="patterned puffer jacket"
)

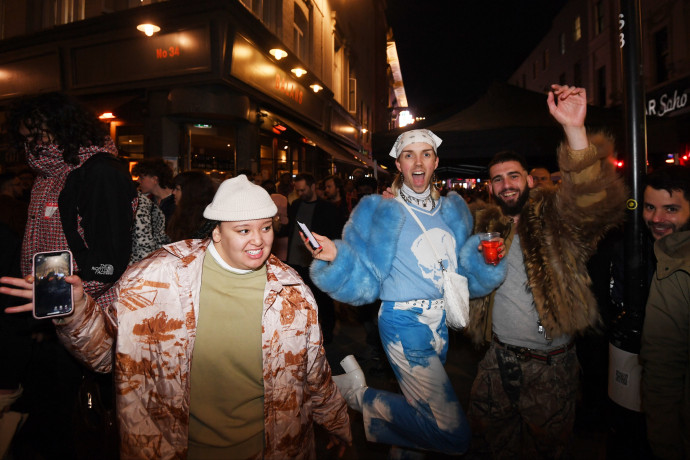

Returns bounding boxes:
[55,239,351,459]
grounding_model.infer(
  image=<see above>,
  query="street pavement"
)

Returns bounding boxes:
[315,303,609,460]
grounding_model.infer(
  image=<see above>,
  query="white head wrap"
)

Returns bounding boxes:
[389,129,443,159]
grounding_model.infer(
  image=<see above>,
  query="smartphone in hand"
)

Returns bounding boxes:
[32,250,74,319]
[297,221,322,251]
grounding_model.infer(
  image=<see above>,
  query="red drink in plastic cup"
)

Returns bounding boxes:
[479,232,501,265]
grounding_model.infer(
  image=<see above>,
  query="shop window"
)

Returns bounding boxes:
[117,134,144,157]
[573,16,582,42]
[187,124,235,173]
[654,27,670,84]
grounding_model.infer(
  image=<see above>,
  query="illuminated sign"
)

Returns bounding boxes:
[156,46,181,59]
[275,74,303,104]
[72,26,211,88]
[230,34,322,123]
[646,77,690,117]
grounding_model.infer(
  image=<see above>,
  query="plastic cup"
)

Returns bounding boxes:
[479,232,501,265]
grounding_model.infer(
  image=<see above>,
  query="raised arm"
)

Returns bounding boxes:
[547,84,588,150]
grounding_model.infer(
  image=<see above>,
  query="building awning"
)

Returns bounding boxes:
[280,119,377,170]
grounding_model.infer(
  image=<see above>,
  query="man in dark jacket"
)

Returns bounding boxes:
[287,172,339,343]
[639,165,690,460]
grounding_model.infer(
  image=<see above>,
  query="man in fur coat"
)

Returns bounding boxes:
[466,84,627,458]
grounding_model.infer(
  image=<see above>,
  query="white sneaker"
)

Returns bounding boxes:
[332,355,368,412]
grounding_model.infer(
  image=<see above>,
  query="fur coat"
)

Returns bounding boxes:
[310,193,507,305]
[466,134,627,345]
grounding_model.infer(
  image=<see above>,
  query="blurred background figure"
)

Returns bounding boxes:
[315,178,326,200]
[166,170,215,242]
[276,172,298,204]
[323,174,349,231]
[262,180,289,261]
[529,166,555,190]
[131,158,176,224]
[287,172,339,344]
[4,91,136,460]
[208,170,228,190]
[129,191,169,265]
[355,176,378,199]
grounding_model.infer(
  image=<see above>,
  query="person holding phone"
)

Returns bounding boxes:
[301,129,507,457]
[0,175,351,460]
[3,92,136,459]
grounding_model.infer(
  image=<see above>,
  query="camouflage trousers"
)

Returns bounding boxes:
[467,340,579,459]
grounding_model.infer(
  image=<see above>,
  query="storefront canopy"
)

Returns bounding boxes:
[374,82,678,178]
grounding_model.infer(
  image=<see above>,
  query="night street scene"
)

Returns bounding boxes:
[0,1,688,459]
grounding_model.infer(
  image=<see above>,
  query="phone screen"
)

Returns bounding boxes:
[297,221,322,251]
[33,251,73,319]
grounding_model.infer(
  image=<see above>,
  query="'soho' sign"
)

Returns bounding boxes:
[646,89,688,117]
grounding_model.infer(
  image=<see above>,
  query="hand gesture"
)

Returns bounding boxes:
[300,231,337,262]
[0,274,86,316]
[547,84,588,150]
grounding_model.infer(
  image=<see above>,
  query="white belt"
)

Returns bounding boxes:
[394,299,444,310]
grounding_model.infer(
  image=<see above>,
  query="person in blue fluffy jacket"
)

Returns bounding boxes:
[302,128,508,457]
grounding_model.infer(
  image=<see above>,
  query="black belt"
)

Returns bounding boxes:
[492,334,574,365]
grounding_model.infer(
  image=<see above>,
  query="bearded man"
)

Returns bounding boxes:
[639,165,690,459]
[466,84,627,458]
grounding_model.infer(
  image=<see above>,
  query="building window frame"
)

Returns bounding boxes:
[573,15,582,42]
[654,26,670,84]
[293,3,308,63]
[594,1,605,35]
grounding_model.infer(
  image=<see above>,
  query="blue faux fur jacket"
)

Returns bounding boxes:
[310,193,507,306]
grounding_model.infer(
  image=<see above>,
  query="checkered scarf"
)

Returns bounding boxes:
[21,138,119,299]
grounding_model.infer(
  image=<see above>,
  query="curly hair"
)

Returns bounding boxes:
[166,171,215,242]
[131,159,174,189]
[6,92,107,165]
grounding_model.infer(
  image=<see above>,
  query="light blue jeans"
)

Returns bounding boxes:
[361,300,471,455]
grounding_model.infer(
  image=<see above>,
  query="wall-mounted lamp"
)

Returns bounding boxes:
[361,128,368,134]
[137,23,161,36]
[291,67,307,78]
[98,112,116,120]
[309,83,323,93]
[269,48,288,60]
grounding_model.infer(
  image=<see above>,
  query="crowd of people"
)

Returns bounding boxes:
[0,84,688,460]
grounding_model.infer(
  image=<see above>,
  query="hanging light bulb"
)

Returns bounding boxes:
[137,23,161,36]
